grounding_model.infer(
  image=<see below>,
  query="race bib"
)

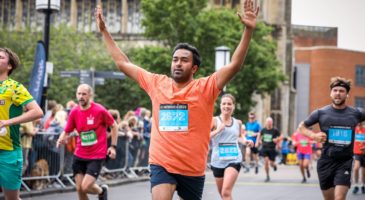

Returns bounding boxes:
[218,143,238,160]
[159,104,188,132]
[328,126,352,145]
[355,134,365,143]
[263,134,273,142]
[300,139,309,147]
[247,130,254,137]
[80,130,97,146]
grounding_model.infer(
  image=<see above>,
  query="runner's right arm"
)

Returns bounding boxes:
[210,118,225,137]
[255,130,261,148]
[95,5,141,82]
[56,131,68,148]
[298,122,326,143]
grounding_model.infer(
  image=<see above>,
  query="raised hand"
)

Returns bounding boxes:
[95,5,106,32]
[237,0,260,30]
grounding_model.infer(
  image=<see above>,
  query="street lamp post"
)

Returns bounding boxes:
[36,0,60,61]
[36,0,60,110]
[215,46,230,92]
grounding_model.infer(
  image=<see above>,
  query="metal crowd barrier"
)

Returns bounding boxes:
[21,131,65,191]
[19,131,151,192]
[102,134,150,179]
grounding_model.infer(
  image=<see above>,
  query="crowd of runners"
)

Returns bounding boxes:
[0,1,364,200]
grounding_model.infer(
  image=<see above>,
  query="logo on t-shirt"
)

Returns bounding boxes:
[87,115,94,125]
[0,100,5,105]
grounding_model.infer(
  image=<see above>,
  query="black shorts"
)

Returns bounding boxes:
[72,156,105,179]
[354,154,365,167]
[210,163,241,178]
[317,157,353,190]
[249,146,259,154]
[260,148,277,161]
[149,164,205,200]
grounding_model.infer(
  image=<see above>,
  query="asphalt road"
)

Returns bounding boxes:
[21,163,365,200]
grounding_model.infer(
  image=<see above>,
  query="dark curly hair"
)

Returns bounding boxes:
[329,76,351,93]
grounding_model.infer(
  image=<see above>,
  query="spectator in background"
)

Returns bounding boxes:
[43,102,62,131]
[140,108,152,166]
[47,104,67,134]
[279,137,290,165]
[65,100,78,158]
[66,100,77,115]
[105,109,122,171]
[20,118,39,175]
[123,110,135,121]
[44,104,68,175]
[40,100,57,130]
[127,116,143,167]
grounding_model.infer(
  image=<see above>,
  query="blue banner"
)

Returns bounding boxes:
[29,41,46,106]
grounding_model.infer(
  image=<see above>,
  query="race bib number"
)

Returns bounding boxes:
[80,130,97,146]
[218,143,238,160]
[263,134,273,142]
[355,134,365,143]
[159,104,188,132]
[328,126,352,145]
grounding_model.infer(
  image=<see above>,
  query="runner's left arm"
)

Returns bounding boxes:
[216,0,259,90]
[210,118,225,137]
[0,101,43,128]
[107,121,118,159]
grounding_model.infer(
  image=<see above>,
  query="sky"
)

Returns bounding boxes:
[291,0,365,52]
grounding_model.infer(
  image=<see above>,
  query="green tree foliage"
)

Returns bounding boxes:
[0,28,41,85]
[0,0,285,120]
[0,25,125,111]
[140,0,285,119]
[141,0,207,47]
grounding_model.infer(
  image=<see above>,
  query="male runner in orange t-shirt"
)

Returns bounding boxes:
[95,1,259,199]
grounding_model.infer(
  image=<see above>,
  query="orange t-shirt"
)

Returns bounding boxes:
[137,68,220,176]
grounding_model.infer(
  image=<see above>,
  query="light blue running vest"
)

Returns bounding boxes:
[210,116,242,168]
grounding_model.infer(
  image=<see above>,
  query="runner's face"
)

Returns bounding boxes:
[0,51,11,74]
[171,49,197,83]
[76,86,92,107]
[265,119,273,129]
[330,86,347,106]
[220,97,234,115]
